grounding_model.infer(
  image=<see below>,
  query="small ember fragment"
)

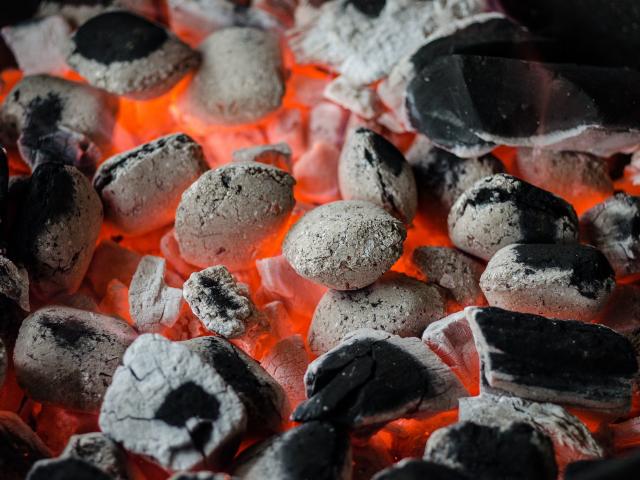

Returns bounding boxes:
[0,412,51,480]
[27,458,112,480]
[233,143,292,172]
[372,459,468,480]
[61,433,128,480]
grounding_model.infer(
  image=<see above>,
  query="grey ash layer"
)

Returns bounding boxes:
[67,11,199,99]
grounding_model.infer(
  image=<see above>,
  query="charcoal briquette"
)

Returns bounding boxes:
[0,255,29,312]
[37,0,156,26]
[27,458,113,480]
[564,451,640,480]
[324,77,381,120]
[0,337,6,389]
[61,432,128,480]
[372,459,469,480]
[0,412,51,480]
[233,143,292,172]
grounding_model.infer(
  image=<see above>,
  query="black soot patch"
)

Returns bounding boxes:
[155,381,220,428]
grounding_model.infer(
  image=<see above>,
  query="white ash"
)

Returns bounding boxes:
[480,243,615,321]
[129,256,183,333]
[293,141,341,204]
[13,306,137,413]
[458,394,603,469]
[0,256,30,312]
[99,334,247,471]
[36,0,157,26]
[181,27,284,125]
[339,128,417,223]
[289,0,486,85]
[183,266,257,338]
[175,162,295,269]
[308,271,446,355]
[309,101,349,147]
[61,433,128,480]
[262,335,309,410]
[413,246,485,306]
[283,200,406,290]
[582,193,640,278]
[0,412,51,480]
[233,143,292,172]
[94,133,207,235]
[1,15,71,76]
[324,76,381,119]
[448,174,579,261]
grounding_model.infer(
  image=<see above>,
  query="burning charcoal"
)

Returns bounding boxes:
[94,133,208,235]
[0,74,117,147]
[413,246,485,307]
[448,174,579,260]
[233,421,351,480]
[233,143,292,172]
[61,433,128,480]
[339,128,417,223]
[99,334,247,471]
[372,459,468,480]
[459,395,603,468]
[309,101,349,148]
[292,329,466,428]
[424,421,558,480]
[182,27,284,125]
[480,243,615,320]
[293,141,341,204]
[262,336,309,410]
[13,306,137,412]
[308,272,446,355]
[599,285,640,334]
[183,335,286,432]
[67,11,199,99]
[582,193,640,278]
[12,164,103,297]
[37,0,156,26]
[129,256,183,333]
[0,255,29,312]
[86,240,141,297]
[175,162,295,269]
[0,412,51,480]
[183,266,257,338]
[27,458,112,480]
[324,77,381,119]
[283,200,406,290]
[170,473,229,480]
[466,306,638,414]
[564,452,640,480]
[0,337,5,388]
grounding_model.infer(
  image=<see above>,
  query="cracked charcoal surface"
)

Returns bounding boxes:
[480,243,615,320]
[466,307,638,414]
[13,306,137,412]
[94,133,207,235]
[339,128,417,223]
[372,459,470,480]
[448,174,578,260]
[175,162,295,269]
[0,412,51,480]
[424,421,557,480]
[564,451,640,480]
[293,329,465,428]
[27,458,113,480]
[233,421,351,480]
[283,200,406,290]
[184,335,286,433]
[61,433,128,480]
[308,271,446,355]
[99,334,247,471]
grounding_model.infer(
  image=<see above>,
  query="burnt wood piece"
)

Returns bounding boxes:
[0,411,51,480]
[564,451,640,480]
[27,457,113,480]
[372,459,469,480]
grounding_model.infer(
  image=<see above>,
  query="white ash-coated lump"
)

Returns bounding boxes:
[182,27,285,125]
[60,433,128,480]
[308,271,446,355]
[13,306,137,413]
[94,133,208,235]
[36,0,156,26]
[175,162,295,269]
[339,128,417,223]
[480,243,615,320]
[99,334,247,472]
[67,11,199,99]
[283,200,406,290]
[448,173,579,260]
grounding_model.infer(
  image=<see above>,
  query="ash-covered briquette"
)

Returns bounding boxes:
[13,306,137,412]
[581,193,640,278]
[183,335,286,433]
[94,133,208,235]
[0,255,29,312]
[458,394,603,468]
[466,307,639,414]
[480,243,615,320]
[129,256,183,333]
[175,162,295,269]
[338,128,417,223]
[0,74,117,147]
[61,433,128,480]
[424,421,558,480]
[11,163,103,297]
[37,0,156,26]
[0,412,51,480]
[232,421,351,480]
[67,11,199,99]
[182,27,284,125]
[448,174,579,261]
[564,451,640,480]
[372,459,469,480]
[27,458,113,480]
[183,266,257,338]
[413,247,485,307]
[99,334,247,471]
[169,473,230,480]
[283,200,406,290]
[233,143,292,172]
[292,329,466,428]
[308,271,446,355]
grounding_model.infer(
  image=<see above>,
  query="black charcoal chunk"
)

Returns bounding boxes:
[480,243,615,320]
[582,193,640,278]
[61,433,128,480]
[372,459,469,480]
[27,458,113,480]
[466,306,639,414]
[37,0,155,26]
[169,473,230,480]
[0,147,7,253]
[0,255,29,312]
[0,411,51,480]
[67,11,199,99]
[233,421,351,480]
[448,174,578,260]
[424,421,557,480]
[292,329,465,428]
[564,451,640,480]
